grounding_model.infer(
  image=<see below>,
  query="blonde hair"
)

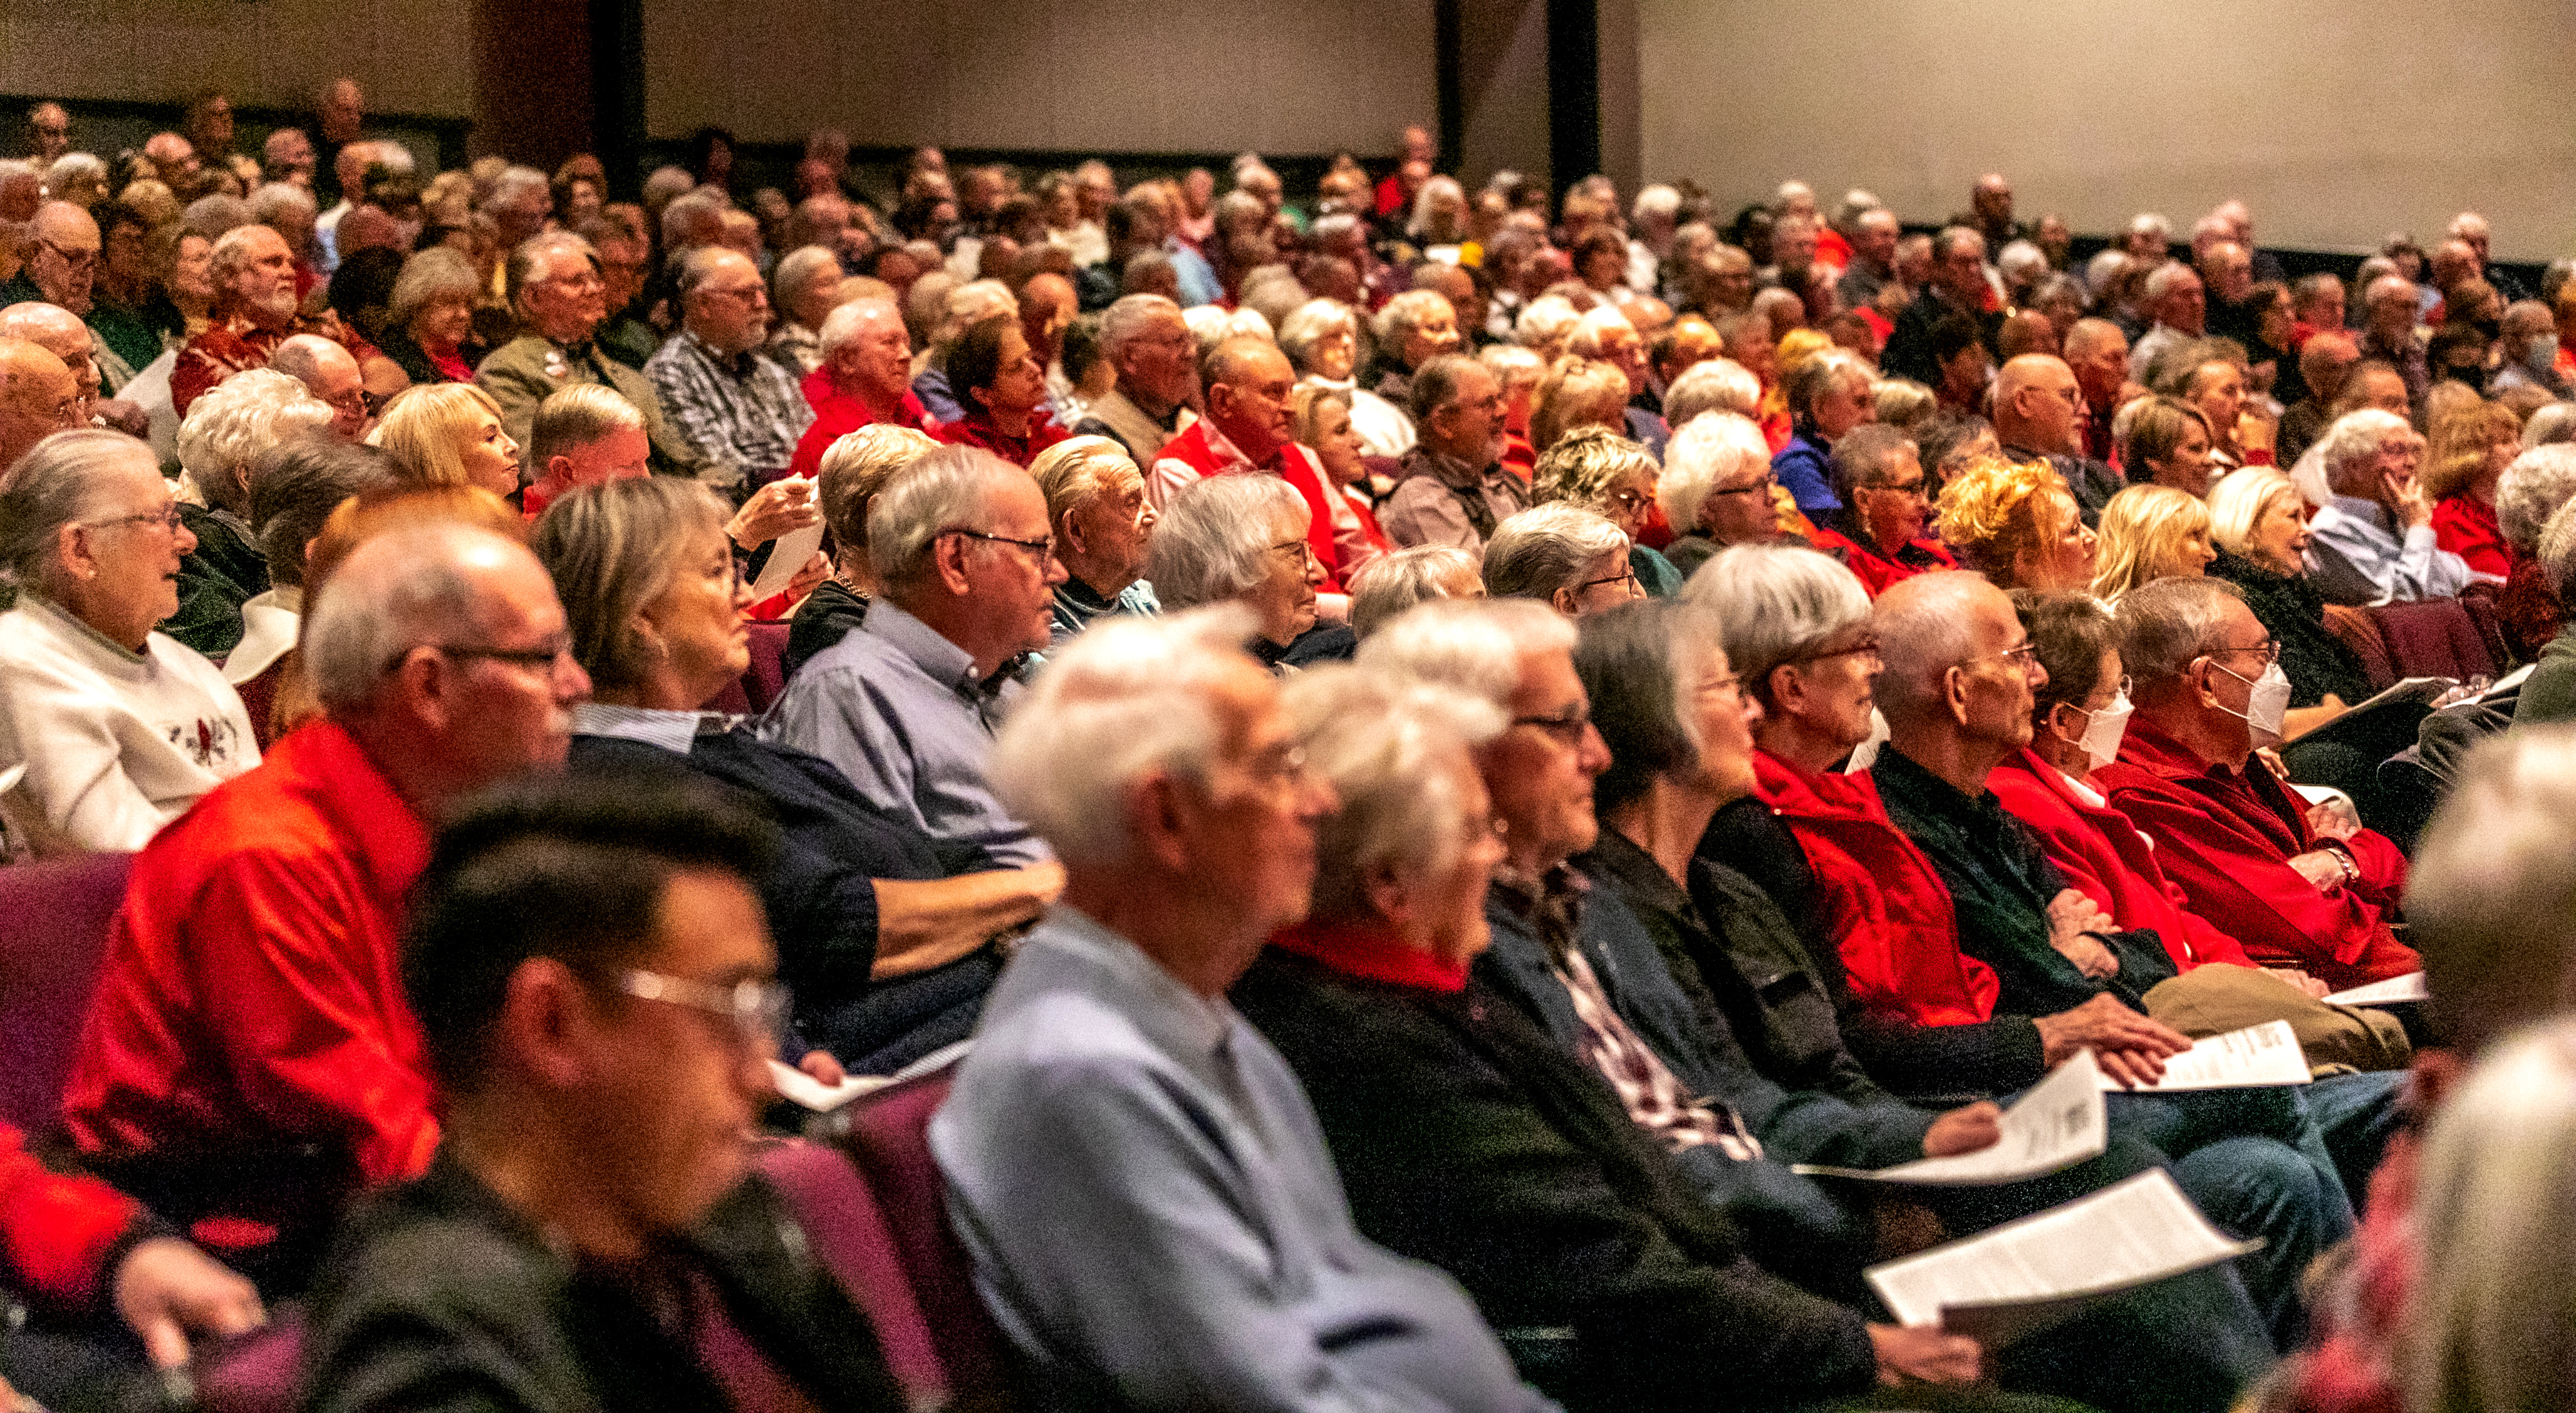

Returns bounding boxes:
[529,476,732,694]
[1531,424,1656,515]
[2423,397,2522,503]
[366,383,508,489]
[2206,467,2299,558]
[816,424,940,555]
[1287,381,1353,453]
[1529,355,1631,454]
[1932,453,2077,587]
[2088,484,2211,602]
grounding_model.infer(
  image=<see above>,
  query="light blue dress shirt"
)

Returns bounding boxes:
[2304,493,2474,605]
[932,906,1555,1413]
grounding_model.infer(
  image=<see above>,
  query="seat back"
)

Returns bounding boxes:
[2369,598,2498,683]
[835,1065,1016,1410]
[744,622,793,712]
[195,1312,303,1413]
[2454,582,2515,670]
[2320,603,2395,692]
[756,1139,952,1408]
[0,851,132,1135]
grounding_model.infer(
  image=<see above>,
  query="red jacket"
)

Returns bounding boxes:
[2430,493,2511,581]
[171,312,379,417]
[64,717,439,1199]
[2090,717,2419,989]
[784,366,937,484]
[1151,419,1347,592]
[932,407,1071,468]
[1986,748,2255,971]
[2,1118,140,1310]
[1804,526,1956,598]
[1752,750,2000,1030]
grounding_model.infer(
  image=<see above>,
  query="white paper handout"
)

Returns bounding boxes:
[2322,972,2429,1007]
[746,489,826,602]
[1795,1050,2107,1186]
[768,1058,892,1112]
[2096,1020,2311,1092]
[1866,1170,2261,1345]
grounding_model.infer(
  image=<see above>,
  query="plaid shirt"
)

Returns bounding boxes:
[645,330,814,486]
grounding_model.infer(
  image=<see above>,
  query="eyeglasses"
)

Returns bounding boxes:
[1791,631,1881,666]
[2206,639,2280,665]
[1967,641,2042,674]
[1578,567,1640,596]
[1701,671,1745,700]
[84,504,184,533]
[1605,488,1651,513]
[1269,537,1318,569]
[37,238,99,274]
[1866,479,1929,499]
[1511,706,1594,744]
[947,527,1057,562]
[705,283,769,303]
[412,638,578,674]
[1710,475,1778,499]
[615,969,790,1051]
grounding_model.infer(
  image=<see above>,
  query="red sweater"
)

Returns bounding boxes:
[1752,750,2000,1030]
[1986,748,2255,971]
[1804,527,1956,598]
[2,1118,140,1310]
[784,366,937,484]
[2090,718,2418,990]
[2429,493,2511,581]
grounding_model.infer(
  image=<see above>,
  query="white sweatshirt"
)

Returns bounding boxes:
[0,594,259,855]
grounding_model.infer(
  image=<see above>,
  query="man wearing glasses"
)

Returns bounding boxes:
[2095,576,2421,991]
[1806,423,1955,594]
[2,201,141,398]
[302,773,912,1413]
[1381,352,1530,553]
[474,231,715,484]
[65,525,593,1291]
[772,446,1065,870]
[645,247,813,491]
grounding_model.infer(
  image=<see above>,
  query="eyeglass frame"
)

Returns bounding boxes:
[1709,474,1779,500]
[1787,630,1882,667]
[36,236,100,274]
[613,968,789,1052]
[389,638,580,676]
[82,504,185,534]
[2202,638,2280,666]
[1511,706,1596,745]
[944,526,1059,563]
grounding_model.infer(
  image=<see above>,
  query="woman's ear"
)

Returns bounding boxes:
[53,522,93,583]
[1551,585,1581,617]
[1363,867,1412,927]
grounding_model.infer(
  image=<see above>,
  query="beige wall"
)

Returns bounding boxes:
[1631,0,2576,261]
[642,0,1438,156]
[0,0,471,117]
[1455,0,1552,193]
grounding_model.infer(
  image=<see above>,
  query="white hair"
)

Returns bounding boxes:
[1357,596,1576,712]
[1101,293,1182,363]
[818,298,902,359]
[43,152,103,193]
[249,182,316,225]
[2142,261,2199,304]
[1481,503,1629,602]
[1285,666,1506,920]
[1680,542,1870,696]
[1659,412,1771,534]
[866,444,1037,589]
[1348,545,1481,640]
[2497,443,2576,555]
[1564,305,1636,360]
[1275,298,1358,374]
[1515,295,1582,352]
[2313,408,2414,486]
[1663,357,1761,427]
[989,605,1262,869]
[1996,240,2049,287]
[1186,304,1273,360]
[1632,184,1680,223]
[1374,289,1454,349]
[175,368,334,513]
[482,164,551,214]
[1146,474,1307,608]
[2085,249,2132,301]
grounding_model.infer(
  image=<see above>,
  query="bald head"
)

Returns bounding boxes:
[270,334,367,438]
[1872,571,2010,726]
[1202,336,1296,462]
[25,202,99,312]
[1994,354,2083,455]
[0,337,82,469]
[0,303,99,408]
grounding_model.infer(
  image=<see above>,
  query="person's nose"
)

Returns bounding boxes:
[1577,721,1614,774]
[173,520,198,556]
[556,654,592,703]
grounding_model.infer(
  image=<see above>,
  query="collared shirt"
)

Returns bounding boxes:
[1050,574,1160,644]
[764,600,1050,868]
[1379,444,1531,550]
[768,319,824,374]
[645,329,815,487]
[569,701,743,755]
[2304,493,2475,605]
[1072,388,1196,471]
[931,905,1545,1413]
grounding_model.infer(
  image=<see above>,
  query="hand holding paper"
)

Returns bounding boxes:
[2094,1020,2311,1092]
[1795,1050,2107,1186]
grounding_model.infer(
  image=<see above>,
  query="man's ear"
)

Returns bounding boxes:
[932,531,976,597]
[1362,866,1412,927]
[496,956,603,1090]
[391,647,459,732]
[1122,768,1194,875]
[1057,506,1090,560]
[1942,663,1973,727]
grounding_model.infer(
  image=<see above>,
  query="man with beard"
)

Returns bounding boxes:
[171,223,377,417]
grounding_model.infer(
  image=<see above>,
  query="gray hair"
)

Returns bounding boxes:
[1374,288,1454,349]
[249,182,317,227]
[1349,545,1481,639]
[867,444,1039,589]
[2407,726,2576,1050]
[1146,474,1308,608]
[2142,261,2199,305]
[2526,402,2576,451]
[1680,542,1869,700]
[2313,408,2412,483]
[0,430,152,591]
[989,605,1262,869]
[1100,292,1182,362]
[2497,444,2576,555]
[2111,574,2247,687]
[1030,435,1142,525]
[1275,298,1358,375]
[817,297,902,359]
[1285,666,1507,922]
[176,368,334,515]
[1828,423,1918,504]
[1783,349,1870,422]
[1515,295,1582,352]
[2539,496,2576,600]
[386,247,482,335]
[303,525,533,711]
[1481,503,1628,602]
[482,166,551,216]
[1565,305,1637,360]
[44,152,104,193]
[2403,1015,2576,1413]
[506,230,596,314]
[526,383,645,469]
[249,439,395,589]
[1356,596,1577,712]
[1658,411,1769,533]
[1663,357,1761,427]
[186,193,252,243]
[771,244,842,310]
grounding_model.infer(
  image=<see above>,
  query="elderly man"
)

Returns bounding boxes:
[3,202,138,395]
[310,142,379,273]
[0,303,104,424]
[2094,578,2422,994]
[1994,353,2121,522]
[1834,207,1901,310]
[0,336,81,466]
[643,247,810,490]
[784,298,934,482]
[516,384,650,518]
[2200,241,2259,346]
[933,609,1546,1413]
[1149,336,1345,593]
[1380,352,1528,553]
[1807,423,1954,593]
[2447,211,2530,303]
[2303,409,2472,604]
[770,447,1062,868]
[310,79,366,206]
[261,128,316,189]
[1038,436,1159,641]
[2061,319,2133,460]
[2356,275,2430,413]
[475,231,711,482]
[1072,292,1198,466]
[1880,227,1996,388]
[171,223,374,417]
[64,525,591,1285]
[2125,264,2208,386]
[267,332,368,439]
[2277,330,2362,466]
[300,775,911,1413]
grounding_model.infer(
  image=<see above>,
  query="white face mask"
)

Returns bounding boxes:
[2058,689,2134,773]
[2211,658,2292,748]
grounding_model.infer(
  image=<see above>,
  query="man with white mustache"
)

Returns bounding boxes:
[169,223,380,418]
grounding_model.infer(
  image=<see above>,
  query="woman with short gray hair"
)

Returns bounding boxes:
[381,247,485,385]
[1481,502,1641,617]
[768,245,849,374]
[1347,545,1482,639]
[0,430,259,855]
[1681,541,1871,704]
[1147,474,1351,669]
[1279,297,1414,458]
[171,368,336,655]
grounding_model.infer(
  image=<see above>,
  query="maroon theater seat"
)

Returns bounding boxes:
[0,851,132,1135]
[756,1138,952,1408]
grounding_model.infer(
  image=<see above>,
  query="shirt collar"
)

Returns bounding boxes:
[21,591,147,664]
[1413,444,1493,488]
[1040,903,1238,1060]
[570,701,742,752]
[864,600,994,701]
[2325,492,2394,533]
[1269,919,1470,994]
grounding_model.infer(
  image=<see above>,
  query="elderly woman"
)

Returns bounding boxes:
[2494,443,2576,659]
[2206,468,2366,739]
[168,368,336,655]
[1287,383,1390,572]
[1658,410,1782,578]
[1770,350,1875,515]
[225,437,397,746]
[0,431,258,856]
[1533,424,1681,595]
[2088,484,2217,602]
[767,245,848,374]
[1931,453,2097,592]
[2423,396,2523,580]
[1808,423,1955,595]
[1279,298,1414,458]
[377,247,484,385]
[367,383,522,498]
[1148,473,1352,670]
[1482,502,1643,617]
[1347,545,1482,638]
[1527,356,1631,457]
[913,278,1016,422]
[536,475,1062,1074]
[1368,289,1461,409]
[787,422,940,674]
[2304,409,2472,605]
[1662,356,1763,430]
[2117,396,2217,498]
[931,312,1068,468]
[1032,434,1159,642]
